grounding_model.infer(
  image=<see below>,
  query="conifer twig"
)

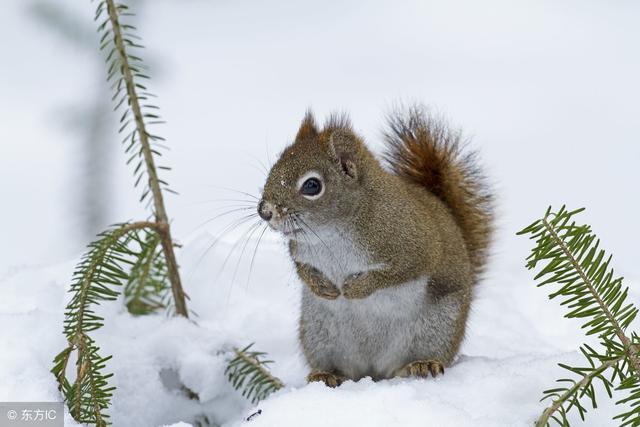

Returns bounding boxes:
[541,216,640,374]
[70,221,158,352]
[53,221,158,424]
[54,1,194,422]
[233,347,285,389]
[124,229,168,315]
[226,344,284,403]
[536,355,624,427]
[104,0,188,317]
[519,206,640,426]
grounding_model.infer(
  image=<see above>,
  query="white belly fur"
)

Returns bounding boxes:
[294,229,429,379]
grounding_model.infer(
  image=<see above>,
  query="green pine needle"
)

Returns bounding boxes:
[226,344,284,404]
[53,1,188,424]
[95,0,173,204]
[124,228,170,315]
[52,222,156,425]
[518,206,640,427]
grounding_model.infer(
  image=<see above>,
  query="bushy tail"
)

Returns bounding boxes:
[382,105,494,279]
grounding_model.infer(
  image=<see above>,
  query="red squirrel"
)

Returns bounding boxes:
[257,105,493,386]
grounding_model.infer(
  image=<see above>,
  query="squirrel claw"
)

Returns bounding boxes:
[395,360,445,378]
[310,283,340,300]
[307,370,345,388]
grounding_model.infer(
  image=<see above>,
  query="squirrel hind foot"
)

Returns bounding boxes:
[307,370,345,388]
[395,360,445,378]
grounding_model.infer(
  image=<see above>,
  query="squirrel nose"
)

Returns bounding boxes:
[257,200,273,221]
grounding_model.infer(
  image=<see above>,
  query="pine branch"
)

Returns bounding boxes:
[519,206,640,426]
[53,1,195,423]
[124,228,169,315]
[226,344,284,403]
[519,206,639,367]
[537,350,623,427]
[52,221,156,425]
[96,0,188,317]
[615,333,640,426]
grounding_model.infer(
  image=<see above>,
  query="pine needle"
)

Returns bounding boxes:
[52,222,156,425]
[518,206,640,426]
[226,344,284,403]
[124,228,169,315]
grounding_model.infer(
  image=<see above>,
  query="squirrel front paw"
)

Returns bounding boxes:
[296,262,341,300]
[342,273,375,299]
[308,279,341,300]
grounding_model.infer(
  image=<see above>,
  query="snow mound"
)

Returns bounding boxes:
[1,233,637,426]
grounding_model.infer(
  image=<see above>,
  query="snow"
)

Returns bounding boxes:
[2,0,640,425]
[2,233,639,426]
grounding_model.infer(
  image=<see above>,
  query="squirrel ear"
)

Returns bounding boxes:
[328,131,358,179]
[295,111,318,141]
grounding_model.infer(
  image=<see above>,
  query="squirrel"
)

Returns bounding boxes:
[257,105,493,387]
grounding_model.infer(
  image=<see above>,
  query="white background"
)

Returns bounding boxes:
[1,1,639,426]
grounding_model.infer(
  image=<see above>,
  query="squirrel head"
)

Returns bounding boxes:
[258,111,375,239]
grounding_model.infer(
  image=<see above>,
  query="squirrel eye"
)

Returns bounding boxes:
[301,178,322,196]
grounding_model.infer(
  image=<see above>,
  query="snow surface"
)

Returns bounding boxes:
[2,232,639,426]
[2,0,640,425]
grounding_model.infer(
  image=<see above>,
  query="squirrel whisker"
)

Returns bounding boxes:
[205,185,259,200]
[216,220,263,285]
[245,223,270,290]
[186,206,256,238]
[181,198,258,207]
[228,220,266,293]
[185,213,259,284]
